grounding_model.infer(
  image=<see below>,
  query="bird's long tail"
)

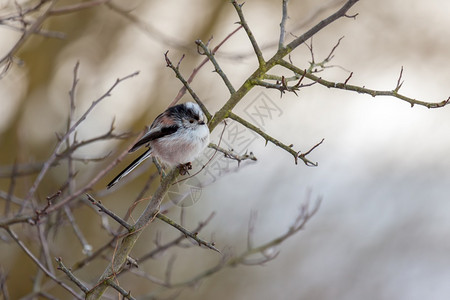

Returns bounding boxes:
[107,149,152,189]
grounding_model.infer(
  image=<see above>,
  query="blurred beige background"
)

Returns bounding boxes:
[1,0,450,299]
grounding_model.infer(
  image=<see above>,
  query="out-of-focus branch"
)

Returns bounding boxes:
[0,125,130,178]
[229,198,321,266]
[49,0,110,15]
[6,228,83,299]
[166,197,321,288]
[25,63,139,202]
[0,1,56,67]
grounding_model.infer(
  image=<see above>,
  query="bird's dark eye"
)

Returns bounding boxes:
[189,119,195,124]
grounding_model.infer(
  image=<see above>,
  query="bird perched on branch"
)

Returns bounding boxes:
[107,102,210,188]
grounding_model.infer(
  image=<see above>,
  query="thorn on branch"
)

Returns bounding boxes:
[394,66,404,92]
[176,54,185,70]
[34,192,60,222]
[439,96,450,107]
[344,72,353,85]
[344,12,359,19]
[86,194,132,231]
[156,213,220,253]
[56,257,89,294]
[195,40,207,55]
[205,36,213,48]
[325,36,345,62]
[297,138,324,166]
[208,144,257,166]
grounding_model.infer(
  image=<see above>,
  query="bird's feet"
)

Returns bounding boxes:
[178,162,192,175]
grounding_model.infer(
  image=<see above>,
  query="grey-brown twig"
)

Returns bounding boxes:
[228,112,321,166]
[56,257,89,294]
[6,228,83,299]
[86,194,132,232]
[196,39,236,94]
[156,213,219,253]
[278,59,450,108]
[208,143,257,166]
[164,51,212,120]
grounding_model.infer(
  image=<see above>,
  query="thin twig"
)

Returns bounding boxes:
[169,25,243,107]
[138,212,216,263]
[106,279,136,300]
[25,63,139,202]
[55,257,89,294]
[195,39,236,94]
[208,143,257,166]
[49,0,109,15]
[279,59,450,108]
[231,0,265,66]
[164,51,211,120]
[6,228,83,299]
[155,213,219,253]
[86,194,132,231]
[228,112,321,166]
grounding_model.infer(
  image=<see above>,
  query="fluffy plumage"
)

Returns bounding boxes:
[107,102,209,188]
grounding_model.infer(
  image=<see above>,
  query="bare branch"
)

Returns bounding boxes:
[395,66,404,92]
[106,279,136,300]
[25,63,139,202]
[195,39,236,94]
[86,194,132,232]
[231,0,265,66]
[279,0,289,49]
[6,228,83,299]
[56,257,89,294]
[48,0,109,16]
[169,25,242,107]
[228,112,321,166]
[164,51,211,120]
[156,213,219,253]
[279,59,450,108]
[208,143,257,166]
[286,0,359,51]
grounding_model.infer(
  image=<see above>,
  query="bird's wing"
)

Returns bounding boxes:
[129,125,179,153]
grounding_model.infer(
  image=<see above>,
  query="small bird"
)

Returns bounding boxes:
[107,102,210,188]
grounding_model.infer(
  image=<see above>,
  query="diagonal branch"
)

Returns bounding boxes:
[286,0,359,51]
[25,63,139,202]
[196,39,236,94]
[209,0,359,131]
[6,228,83,299]
[228,112,321,166]
[231,0,265,67]
[156,213,219,252]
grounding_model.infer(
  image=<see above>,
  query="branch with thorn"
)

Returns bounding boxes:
[156,213,219,252]
[208,143,257,166]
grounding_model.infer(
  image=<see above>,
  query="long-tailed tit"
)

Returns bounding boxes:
[107,102,210,188]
